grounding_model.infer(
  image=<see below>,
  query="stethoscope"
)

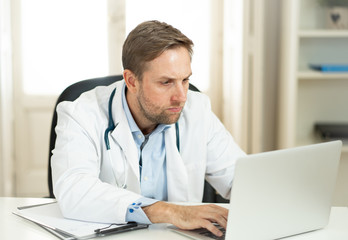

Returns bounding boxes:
[104,87,180,189]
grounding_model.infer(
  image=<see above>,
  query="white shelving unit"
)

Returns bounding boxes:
[298,71,348,79]
[279,0,348,206]
[279,0,348,151]
[298,30,348,37]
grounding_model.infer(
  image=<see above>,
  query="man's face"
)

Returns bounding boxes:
[136,47,192,126]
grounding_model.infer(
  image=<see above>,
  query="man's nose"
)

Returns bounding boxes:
[171,83,187,102]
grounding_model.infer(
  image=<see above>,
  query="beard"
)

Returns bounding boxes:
[137,87,183,125]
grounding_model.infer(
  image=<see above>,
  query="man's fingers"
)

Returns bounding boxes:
[200,204,228,223]
[201,220,224,237]
[207,214,228,229]
[192,205,228,237]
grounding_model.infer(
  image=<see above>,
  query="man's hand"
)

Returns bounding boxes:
[142,201,228,237]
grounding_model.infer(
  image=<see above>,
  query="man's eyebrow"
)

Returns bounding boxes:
[157,73,192,81]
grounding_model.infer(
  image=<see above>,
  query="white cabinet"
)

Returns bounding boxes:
[279,0,348,205]
[279,0,348,149]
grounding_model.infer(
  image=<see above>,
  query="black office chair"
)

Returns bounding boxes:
[48,75,227,203]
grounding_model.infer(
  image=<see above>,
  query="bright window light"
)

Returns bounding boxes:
[21,0,108,95]
[125,0,211,92]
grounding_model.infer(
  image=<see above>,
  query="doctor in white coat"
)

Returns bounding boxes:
[52,20,245,237]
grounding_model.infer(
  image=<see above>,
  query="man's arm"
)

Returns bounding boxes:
[143,201,228,237]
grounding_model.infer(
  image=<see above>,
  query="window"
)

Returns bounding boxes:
[20,0,108,95]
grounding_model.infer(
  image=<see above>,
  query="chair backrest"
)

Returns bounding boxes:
[48,75,225,203]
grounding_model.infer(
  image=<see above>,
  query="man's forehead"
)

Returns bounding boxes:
[143,48,191,78]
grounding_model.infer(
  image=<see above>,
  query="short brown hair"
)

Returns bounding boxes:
[122,20,194,80]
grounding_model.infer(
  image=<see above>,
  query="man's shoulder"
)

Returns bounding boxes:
[78,81,121,104]
[56,81,120,116]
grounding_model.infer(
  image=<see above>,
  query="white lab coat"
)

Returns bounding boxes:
[52,80,245,223]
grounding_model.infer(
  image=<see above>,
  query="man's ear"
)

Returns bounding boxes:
[123,69,138,93]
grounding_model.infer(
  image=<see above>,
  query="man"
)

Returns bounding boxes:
[52,20,245,237]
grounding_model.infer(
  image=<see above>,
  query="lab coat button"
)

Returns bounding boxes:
[144,176,148,181]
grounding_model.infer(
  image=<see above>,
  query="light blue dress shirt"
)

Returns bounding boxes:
[121,84,170,224]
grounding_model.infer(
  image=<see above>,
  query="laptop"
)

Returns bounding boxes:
[171,141,342,240]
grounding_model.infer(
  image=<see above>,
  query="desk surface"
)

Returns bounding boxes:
[1,197,348,240]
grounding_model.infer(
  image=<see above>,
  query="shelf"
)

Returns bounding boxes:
[298,30,348,38]
[298,70,348,79]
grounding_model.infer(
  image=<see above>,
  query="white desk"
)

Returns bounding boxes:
[1,197,348,240]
